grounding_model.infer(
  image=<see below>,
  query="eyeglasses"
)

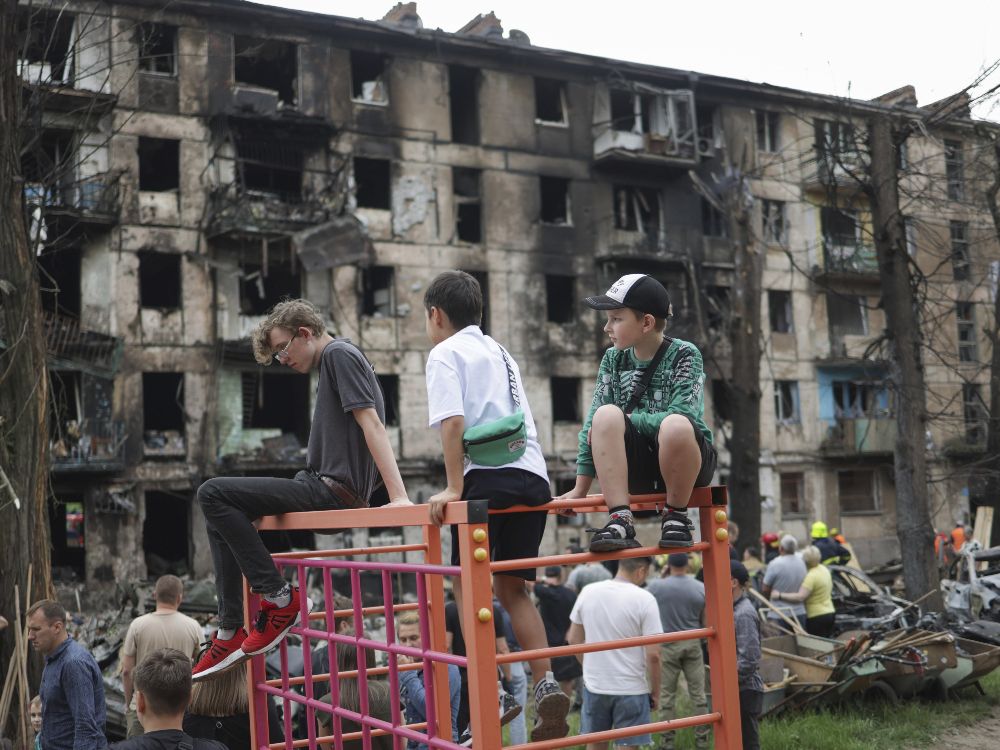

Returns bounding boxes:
[273,331,298,363]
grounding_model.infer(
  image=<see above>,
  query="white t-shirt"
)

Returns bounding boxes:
[569,579,663,695]
[425,326,548,481]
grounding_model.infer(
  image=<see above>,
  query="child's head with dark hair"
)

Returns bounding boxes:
[135,648,193,718]
[423,271,483,331]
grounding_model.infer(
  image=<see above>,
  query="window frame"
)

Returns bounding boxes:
[774,380,801,424]
[957,301,978,363]
[779,471,806,518]
[838,468,880,515]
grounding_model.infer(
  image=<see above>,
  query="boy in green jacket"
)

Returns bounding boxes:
[558,274,717,551]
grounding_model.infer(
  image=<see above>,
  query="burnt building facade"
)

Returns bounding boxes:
[14,0,999,596]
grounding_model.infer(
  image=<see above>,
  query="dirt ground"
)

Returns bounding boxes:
[924,704,1000,749]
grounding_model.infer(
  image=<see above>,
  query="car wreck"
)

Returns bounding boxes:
[941,542,1000,622]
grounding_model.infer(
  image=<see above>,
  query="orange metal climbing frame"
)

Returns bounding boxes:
[246,486,741,749]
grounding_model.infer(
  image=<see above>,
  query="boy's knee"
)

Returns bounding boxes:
[658,414,695,445]
[197,479,223,509]
[591,404,626,431]
[494,576,527,604]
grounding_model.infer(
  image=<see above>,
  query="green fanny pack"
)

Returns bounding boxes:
[462,343,527,467]
[463,409,527,466]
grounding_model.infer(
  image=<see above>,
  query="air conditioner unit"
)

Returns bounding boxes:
[697,137,715,158]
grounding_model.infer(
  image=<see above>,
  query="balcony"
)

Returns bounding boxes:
[25,172,122,234]
[805,153,868,192]
[44,311,123,378]
[50,418,125,474]
[593,85,699,172]
[822,242,879,278]
[820,418,896,456]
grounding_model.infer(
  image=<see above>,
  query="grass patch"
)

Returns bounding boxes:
[516,671,1000,749]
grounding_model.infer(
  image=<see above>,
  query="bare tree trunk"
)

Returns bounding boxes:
[0,0,53,732]
[726,200,763,556]
[983,139,1000,525]
[869,115,941,607]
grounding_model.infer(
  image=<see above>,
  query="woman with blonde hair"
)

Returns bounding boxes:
[770,545,836,637]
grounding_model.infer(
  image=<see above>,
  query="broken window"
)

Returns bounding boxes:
[236,136,304,201]
[827,293,867,337]
[838,469,878,514]
[143,373,185,457]
[780,472,805,517]
[768,290,793,334]
[546,275,575,324]
[49,493,85,582]
[761,199,785,244]
[361,265,395,317]
[354,158,391,209]
[535,78,566,124]
[951,220,970,280]
[551,377,580,423]
[701,199,727,238]
[37,246,81,317]
[137,23,177,75]
[48,371,81,457]
[138,250,181,309]
[945,139,965,201]
[756,110,780,153]
[774,380,800,424]
[461,269,489,333]
[234,36,297,106]
[704,285,730,332]
[143,491,190,575]
[350,50,388,103]
[963,383,987,444]
[832,380,875,419]
[239,241,301,316]
[449,65,479,145]
[540,177,570,225]
[22,129,74,200]
[138,137,179,191]
[16,7,75,84]
[613,186,660,235]
[815,119,856,159]
[378,374,399,427]
[610,89,650,133]
[453,168,482,243]
[904,216,918,256]
[957,302,978,363]
[241,371,311,441]
[711,379,732,422]
[821,207,859,250]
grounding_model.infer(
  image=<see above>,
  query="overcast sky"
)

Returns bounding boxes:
[253,0,1000,121]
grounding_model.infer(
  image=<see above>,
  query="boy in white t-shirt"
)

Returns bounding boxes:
[423,270,570,742]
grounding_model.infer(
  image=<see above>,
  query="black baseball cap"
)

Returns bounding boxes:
[584,274,672,318]
[730,559,749,585]
[544,566,562,577]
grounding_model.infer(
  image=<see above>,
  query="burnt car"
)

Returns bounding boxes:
[941,541,1000,622]
[828,564,917,633]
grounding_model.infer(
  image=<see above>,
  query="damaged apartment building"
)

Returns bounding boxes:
[13,0,1000,599]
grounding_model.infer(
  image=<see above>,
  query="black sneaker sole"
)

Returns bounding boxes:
[532,690,571,741]
[589,537,642,553]
[658,537,694,549]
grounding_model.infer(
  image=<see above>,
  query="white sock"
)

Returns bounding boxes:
[217,627,237,641]
[265,584,292,608]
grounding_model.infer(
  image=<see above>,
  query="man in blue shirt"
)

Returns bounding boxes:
[27,600,107,750]
[396,612,462,750]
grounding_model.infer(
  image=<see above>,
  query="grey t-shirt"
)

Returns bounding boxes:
[762,553,807,619]
[567,563,612,592]
[307,339,384,500]
[646,574,705,633]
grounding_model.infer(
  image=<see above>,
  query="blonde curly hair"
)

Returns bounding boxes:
[250,299,327,365]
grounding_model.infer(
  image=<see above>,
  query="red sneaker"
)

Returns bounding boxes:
[242,588,312,656]
[192,628,248,682]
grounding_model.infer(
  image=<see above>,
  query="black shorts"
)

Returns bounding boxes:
[552,652,583,682]
[450,468,551,581]
[623,411,717,494]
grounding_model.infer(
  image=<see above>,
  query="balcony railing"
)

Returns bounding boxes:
[24,172,121,222]
[206,185,335,238]
[823,242,878,275]
[50,418,125,473]
[820,417,896,455]
[44,310,124,376]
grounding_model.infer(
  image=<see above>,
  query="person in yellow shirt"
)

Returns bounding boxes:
[770,546,835,637]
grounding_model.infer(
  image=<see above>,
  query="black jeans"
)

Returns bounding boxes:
[739,688,762,750]
[198,471,342,629]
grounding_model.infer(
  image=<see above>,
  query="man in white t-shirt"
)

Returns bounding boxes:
[567,556,662,749]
